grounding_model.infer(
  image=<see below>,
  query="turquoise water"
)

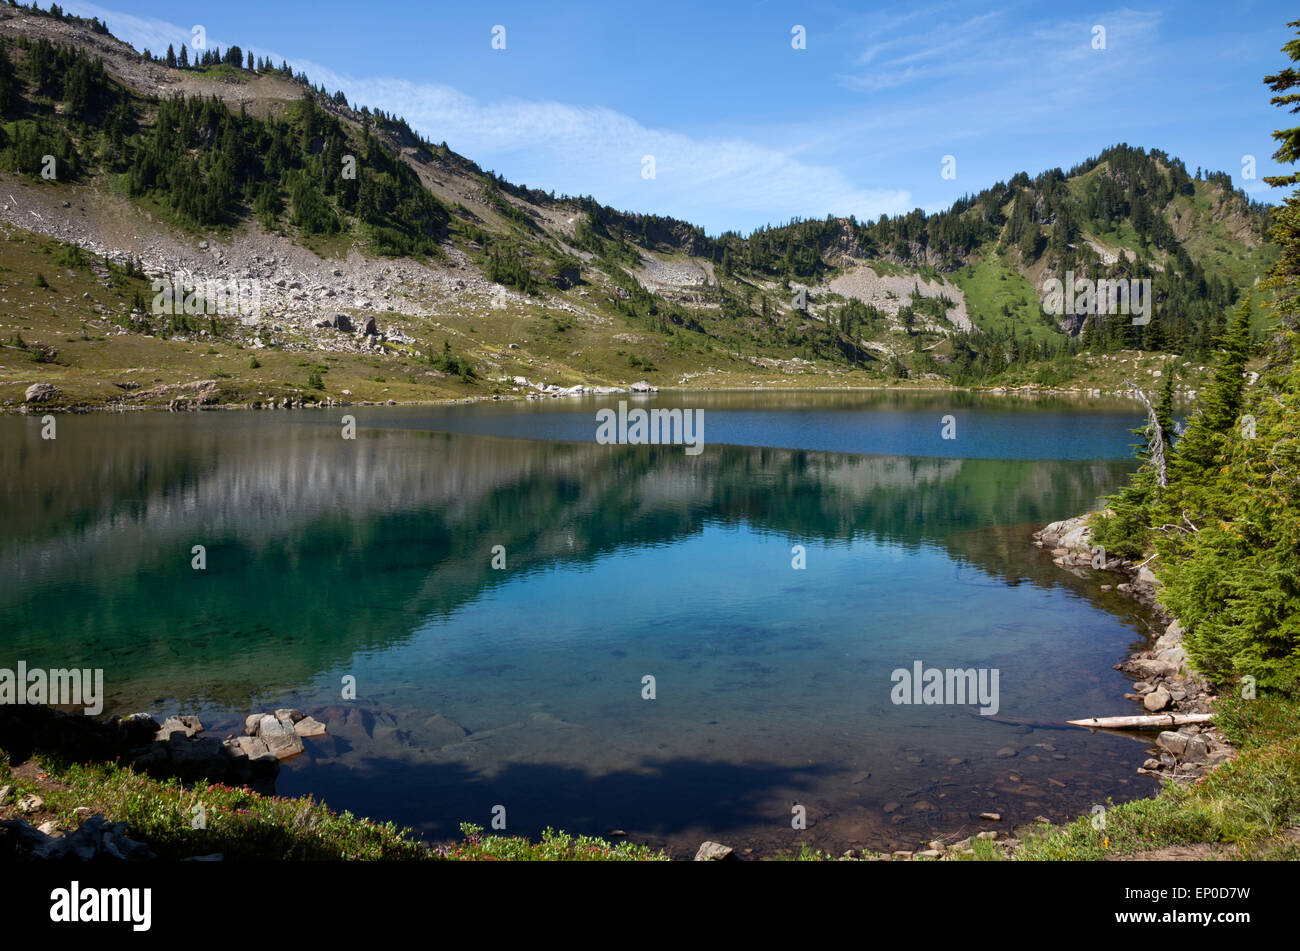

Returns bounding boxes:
[0,391,1160,855]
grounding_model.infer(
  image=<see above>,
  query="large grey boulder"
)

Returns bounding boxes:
[258,714,305,760]
[1182,735,1209,763]
[1155,645,1189,670]
[1156,731,1188,755]
[1143,686,1171,712]
[224,735,277,763]
[1131,658,1178,679]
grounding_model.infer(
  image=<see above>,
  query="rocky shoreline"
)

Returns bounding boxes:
[8,379,1164,415]
[0,703,327,860]
[788,512,1239,863]
[1034,514,1234,784]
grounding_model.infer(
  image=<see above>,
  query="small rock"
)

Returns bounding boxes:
[996,746,1017,758]
[694,841,736,861]
[293,716,327,738]
[17,794,44,814]
[24,383,60,404]
[980,812,1001,821]
[155,715,203,740]
[114,713,160,745]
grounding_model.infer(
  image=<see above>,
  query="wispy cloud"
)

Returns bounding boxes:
[837,6,1164,100]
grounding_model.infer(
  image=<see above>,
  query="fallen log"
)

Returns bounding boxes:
[1067,713,1213,730]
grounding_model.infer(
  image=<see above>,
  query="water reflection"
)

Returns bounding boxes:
[0,401,1156,855]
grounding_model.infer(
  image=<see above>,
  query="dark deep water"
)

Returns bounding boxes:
[0,390,1162,856]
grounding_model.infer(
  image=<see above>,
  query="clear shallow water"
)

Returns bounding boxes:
[0,391,1160,855]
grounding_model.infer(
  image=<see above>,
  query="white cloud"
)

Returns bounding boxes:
[309,71,911,230]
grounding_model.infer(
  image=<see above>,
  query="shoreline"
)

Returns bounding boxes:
[871,513,1237,862]
[6,380,1163,416]
[1033,514,1232,783]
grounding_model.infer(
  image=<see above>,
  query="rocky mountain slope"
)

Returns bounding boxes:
[0,4,1278,409]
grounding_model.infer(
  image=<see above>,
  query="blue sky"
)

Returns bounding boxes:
[61,0,1297,235]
